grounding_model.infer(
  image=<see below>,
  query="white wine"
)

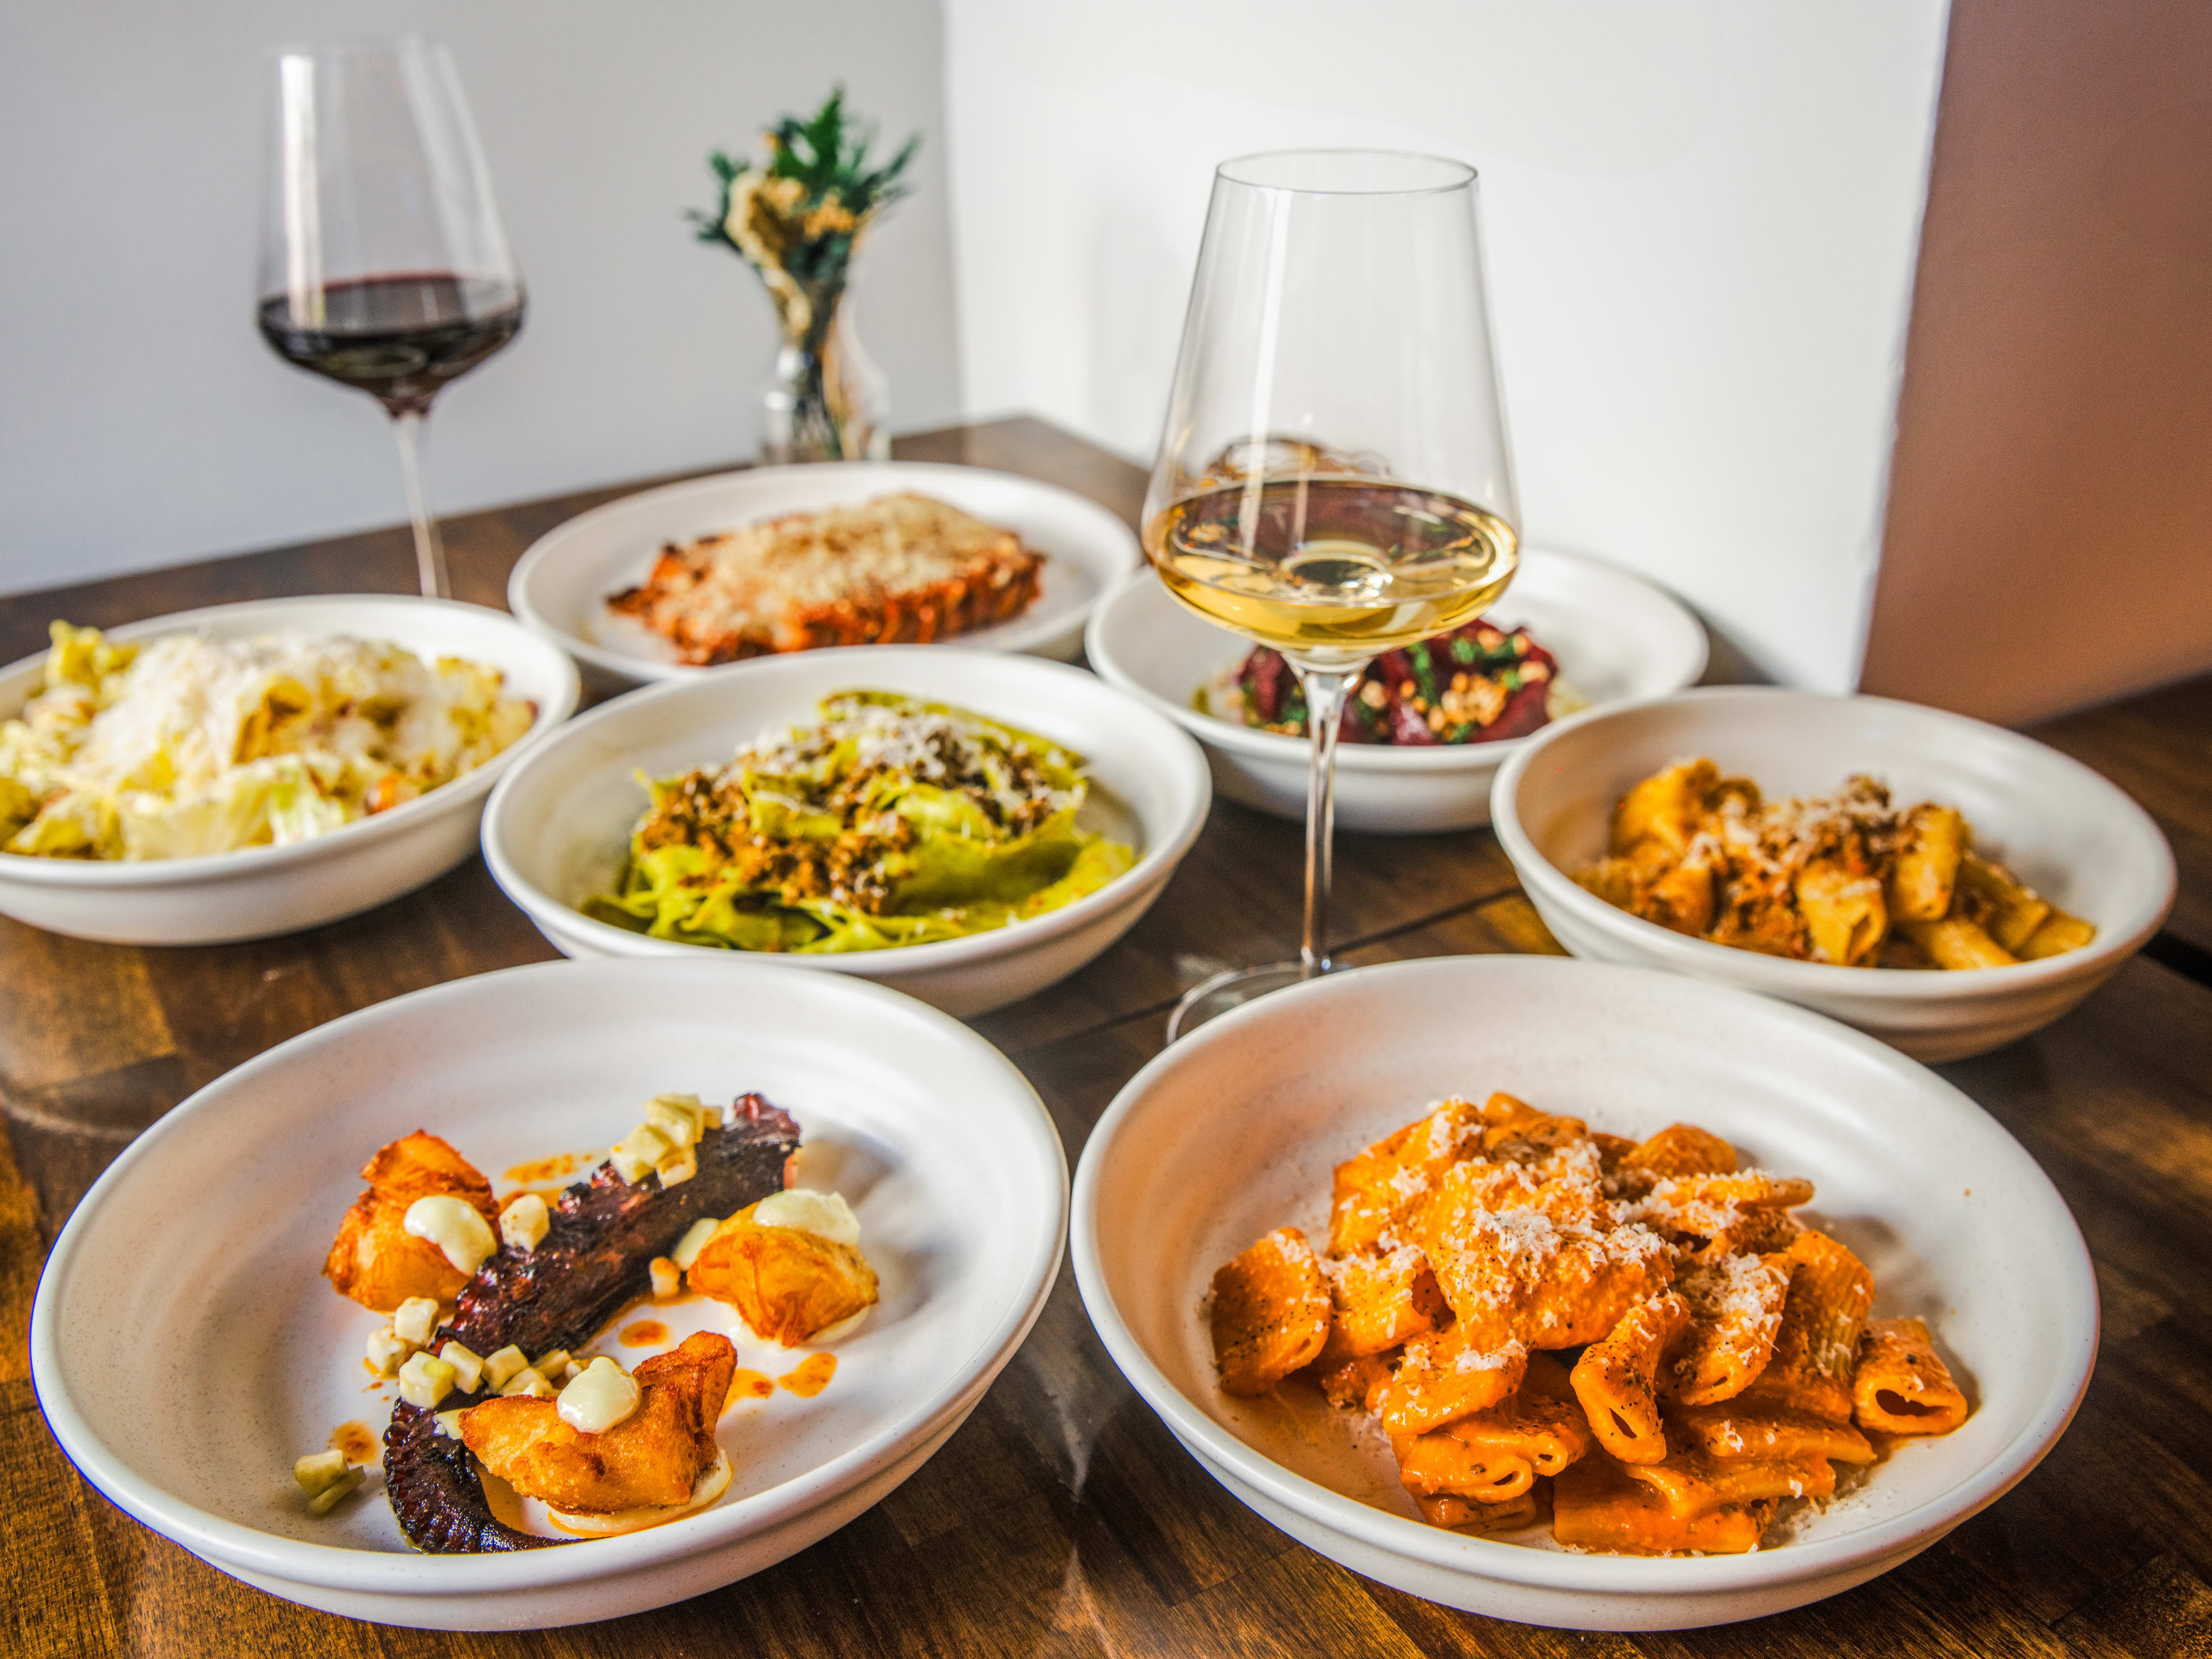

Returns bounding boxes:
[1146,478,1518,666]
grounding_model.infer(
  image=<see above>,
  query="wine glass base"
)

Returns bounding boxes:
[1166,961,1323,1043]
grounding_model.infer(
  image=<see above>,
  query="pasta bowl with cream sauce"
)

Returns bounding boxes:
[0,596,579,945]
[1491,687,2174,1062]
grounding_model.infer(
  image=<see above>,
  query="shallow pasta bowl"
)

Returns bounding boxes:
[1490,687,2176,1061]
[31,957,1068,1629]
[480,645,1211,1017]
[1071,954,2097,1631]
[1084,550,1707,833]
[0,595,580,945]
[508,461,1143,693]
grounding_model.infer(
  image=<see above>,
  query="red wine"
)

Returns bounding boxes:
[257,274,524,415]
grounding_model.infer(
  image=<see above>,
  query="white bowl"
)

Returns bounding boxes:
[1071,955,2097,1631]
[509,461,1143,693]
[481,646,1211,1017]
[1084,550,1708,834]
[31,956,1068,1630]
[0,596,581,945]
[1490,687,2176,1062]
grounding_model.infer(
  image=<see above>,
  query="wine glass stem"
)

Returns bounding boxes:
[389,409,449,599]
[1294,665,1357,977]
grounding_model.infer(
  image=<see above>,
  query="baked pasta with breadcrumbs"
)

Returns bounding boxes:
[607,493,1043,665]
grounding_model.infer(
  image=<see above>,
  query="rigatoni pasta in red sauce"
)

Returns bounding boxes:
[1574,760,2095,968]
[1206,1093,1968,1554]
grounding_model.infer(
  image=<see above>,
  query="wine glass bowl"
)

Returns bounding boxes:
[1141,149,1520,1035]
[256,39,524,598]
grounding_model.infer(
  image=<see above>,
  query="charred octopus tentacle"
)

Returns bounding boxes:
[382,1094,799,1553]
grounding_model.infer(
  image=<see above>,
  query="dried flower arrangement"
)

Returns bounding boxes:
[690,88,919,461]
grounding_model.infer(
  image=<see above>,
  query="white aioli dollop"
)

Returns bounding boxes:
[558,1357,642,1434]
[403,1195,497,1275]
[752,1189,861,1247]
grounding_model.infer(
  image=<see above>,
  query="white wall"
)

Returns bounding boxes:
[0,0,960,597]
[942,1,1950,689]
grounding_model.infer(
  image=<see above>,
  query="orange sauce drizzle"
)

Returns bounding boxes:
[328,1421,378,1465]
[502,1150,590,1185]
[724,1370,777,1412]
[778,1353,836,1398]
[620,1319,669,1346]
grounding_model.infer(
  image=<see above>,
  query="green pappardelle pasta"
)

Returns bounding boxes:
[583,692,1137,953]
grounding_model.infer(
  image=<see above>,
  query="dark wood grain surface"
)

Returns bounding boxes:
[4,418,2209,1658]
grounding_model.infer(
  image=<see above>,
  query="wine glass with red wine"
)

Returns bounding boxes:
[257,39,524,599]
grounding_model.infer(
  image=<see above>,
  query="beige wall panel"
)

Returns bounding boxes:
[1866,0,2212,723]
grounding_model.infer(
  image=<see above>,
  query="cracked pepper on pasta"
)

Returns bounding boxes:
[1206,1093,1969,1553]
[1573,759,2096,968]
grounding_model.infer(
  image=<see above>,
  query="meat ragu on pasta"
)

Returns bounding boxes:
[1207,1093,1969,1554]
[1573,759,2096,968]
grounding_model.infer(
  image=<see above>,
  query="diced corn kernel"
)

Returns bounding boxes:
[392,1297,441,1346]
[649,1256,680,1298]
[656,1146,698,1188]
[532,1349,572,1378]
[671,1217,722,1270]
[645,1098,699,1149]
[398,1352,459,1410]
[498,1366,554,1399]
[499,1192,550,1252]
[609,1123,672,1184]
[366,1326,412,1377]
[307,1467,365,1516]
[755,1188,862,1247]
[482,1345,528,1389]
[434,1410,468,1440]
[438,1341,484,1393]
[294,1449,350,1496]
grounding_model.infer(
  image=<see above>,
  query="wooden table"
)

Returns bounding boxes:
[5,418,2209,1658]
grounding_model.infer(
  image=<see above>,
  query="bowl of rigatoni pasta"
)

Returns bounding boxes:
[1490,687,2174,1061]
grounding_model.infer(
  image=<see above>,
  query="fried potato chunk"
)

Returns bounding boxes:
[687,1205,880,1346]
[462,1332,736,1513]
[1209,1226,1332,1397]
[322,1131,498,1313]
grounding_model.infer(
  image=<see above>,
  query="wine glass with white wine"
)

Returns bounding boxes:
[1143,150,1520,1039]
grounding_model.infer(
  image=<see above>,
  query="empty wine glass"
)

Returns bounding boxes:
[257,38,525,599]
[1143,151,1520,1039]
